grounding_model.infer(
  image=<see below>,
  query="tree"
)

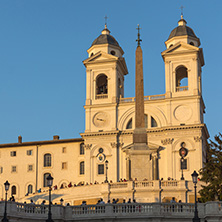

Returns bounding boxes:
[199,133,222,202]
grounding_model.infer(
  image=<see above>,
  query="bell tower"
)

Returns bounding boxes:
[161,15,204,99]
[83,25,128,132]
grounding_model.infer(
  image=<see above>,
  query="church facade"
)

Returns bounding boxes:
[82,16,208,183]
[0,16,208,201]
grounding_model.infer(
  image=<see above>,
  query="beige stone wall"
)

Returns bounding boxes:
[0,141,85,200]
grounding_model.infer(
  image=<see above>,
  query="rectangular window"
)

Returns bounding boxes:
[62,162,67,170]
[11,166,17,173]
[10,151,16,157]
[28,164,33,172]
[62,147,66,153]
[181,159,187,170]
[0,167,3,174]
[27,150,33,156]
[98,164,104,175]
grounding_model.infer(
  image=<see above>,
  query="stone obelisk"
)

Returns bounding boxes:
[133,25,147,146]
[126,25,150,181]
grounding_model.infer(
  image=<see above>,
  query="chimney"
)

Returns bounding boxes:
[53,135,60,140]
[18,135,22,144]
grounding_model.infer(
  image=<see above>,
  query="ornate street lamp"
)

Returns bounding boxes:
[46,174,54,222]
[2,180,10,222]
[105,160,109,183]
[191,170,200,222]
[180,158,185,180]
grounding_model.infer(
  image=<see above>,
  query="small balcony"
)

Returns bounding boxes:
[96,94,108,99]
[176,86,188,92]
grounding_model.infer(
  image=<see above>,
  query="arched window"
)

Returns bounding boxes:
[151,116,158,127]
[126,118,132,129]
[80,143,84,155]
[27,184,33,194]
[44,153,51,167]
[189,42,194,46]
[43,173,51,187]
[176,66,188,92]
[96,74,108,97]
[11,185,16,195]
[80,161,84,175]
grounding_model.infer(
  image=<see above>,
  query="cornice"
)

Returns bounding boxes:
[0,138,83,148]
[81,124,208,138]
[81,130,120,138]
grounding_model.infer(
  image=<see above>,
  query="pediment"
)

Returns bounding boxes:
[161,42,199,56]
[83,51,118,65]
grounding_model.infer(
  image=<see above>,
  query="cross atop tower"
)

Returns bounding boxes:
[104,15,108,29]
[136,24,142,46]
[180,6,184,18]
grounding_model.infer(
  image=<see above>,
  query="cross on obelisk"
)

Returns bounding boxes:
[136,24,142,46]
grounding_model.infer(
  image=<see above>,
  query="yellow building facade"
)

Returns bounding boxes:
[0,16,209,202]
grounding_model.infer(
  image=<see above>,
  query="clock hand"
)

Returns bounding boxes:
[97,118,105,121]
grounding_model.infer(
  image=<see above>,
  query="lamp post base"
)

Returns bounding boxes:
[1,216,9,222]
[46,219,54,222]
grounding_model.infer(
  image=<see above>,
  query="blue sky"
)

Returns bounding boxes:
[0,0,220,143]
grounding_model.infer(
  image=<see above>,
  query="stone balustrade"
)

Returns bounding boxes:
[21,180,198,205]
[1,201,222,221]
[176,86,189,92]
[120,94,165,103]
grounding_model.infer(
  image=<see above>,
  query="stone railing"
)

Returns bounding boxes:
[2,201,222,221]
[134,181,154,187]
[20,180,189,205]
[17,202,47,214]
[109,182,128,189]
[176,86,188,92]
[96,94,108,99]
[161,181,178,187]
[120,94,165,103]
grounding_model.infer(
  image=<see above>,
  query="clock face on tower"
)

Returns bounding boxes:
[93,112,109,127]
